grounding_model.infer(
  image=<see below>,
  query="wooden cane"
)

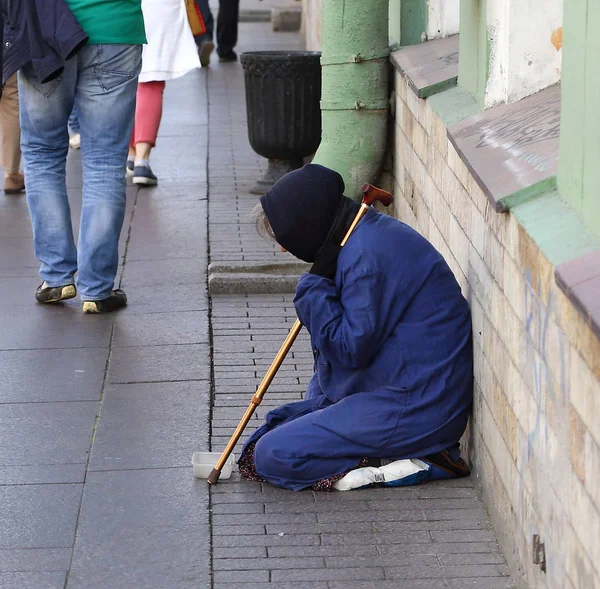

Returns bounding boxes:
[207,183,393,485]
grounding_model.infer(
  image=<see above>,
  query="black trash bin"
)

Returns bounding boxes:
[240,51,322,194]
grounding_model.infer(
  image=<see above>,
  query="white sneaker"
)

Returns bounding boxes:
[333,459,429,491]
[333,466,385,491]
[69,133,81,149]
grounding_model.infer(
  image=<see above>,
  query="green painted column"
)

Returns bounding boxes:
[401,0,428,45]
[458,0,488,106]
[312,0,390,198]
[558,0,600,238]
[389,0,401,48]
[389,0,430,48]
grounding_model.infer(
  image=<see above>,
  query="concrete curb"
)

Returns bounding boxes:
[239,9,271,22]
[208,261,310,294]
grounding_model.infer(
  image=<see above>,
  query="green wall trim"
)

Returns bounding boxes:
[512,190,600,266]
[498,177,558,212]
[428,86,480,126]
[457,0,488,105]
[401,0,428,46]
[557,0,600,239]
[389,0,401,47]
[418,77,458,99]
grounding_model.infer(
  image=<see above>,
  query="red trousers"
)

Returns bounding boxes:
[130,81,166,148]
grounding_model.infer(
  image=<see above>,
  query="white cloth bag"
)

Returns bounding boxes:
[139,0,201,83]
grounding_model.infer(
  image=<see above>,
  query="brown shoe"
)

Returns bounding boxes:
[4,172,25,194]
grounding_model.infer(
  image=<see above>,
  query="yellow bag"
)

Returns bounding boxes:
[185,0,207,37]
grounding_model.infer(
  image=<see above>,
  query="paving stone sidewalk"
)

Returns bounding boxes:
[0,19,515,589]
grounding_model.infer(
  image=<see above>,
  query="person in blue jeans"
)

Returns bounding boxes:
[17,1,146,313]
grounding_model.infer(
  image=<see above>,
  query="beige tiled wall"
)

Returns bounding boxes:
[391,70,600,589]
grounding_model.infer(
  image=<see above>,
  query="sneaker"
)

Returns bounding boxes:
[333,459,430,491]
[35,281,77,304]
[126,159,135,177]
[132,165,158,186]
[3,172,25,194]
[218,50,237,62]
[82,289,127,314]
[198,39,215,67]
[69,133,81,149]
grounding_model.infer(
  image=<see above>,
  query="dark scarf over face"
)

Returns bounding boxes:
[260,164,360,262]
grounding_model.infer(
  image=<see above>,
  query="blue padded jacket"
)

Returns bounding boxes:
[2,0,88,84]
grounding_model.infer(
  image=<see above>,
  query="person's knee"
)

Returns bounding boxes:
[253,433,296,483]
[253,434,279,480]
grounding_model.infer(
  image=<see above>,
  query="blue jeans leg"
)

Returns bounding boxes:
[19,44,142,299]
[75,44,142,300]
[19,62,78,288]
[68,106,80,135]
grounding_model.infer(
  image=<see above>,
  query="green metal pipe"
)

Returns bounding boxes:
[312,0,390,198]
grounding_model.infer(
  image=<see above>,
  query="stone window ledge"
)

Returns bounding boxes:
[390,35,459,99]
[447,84,561,213]
[555,249,600,340]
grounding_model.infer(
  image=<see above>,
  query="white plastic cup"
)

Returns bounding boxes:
[192,452,235,480]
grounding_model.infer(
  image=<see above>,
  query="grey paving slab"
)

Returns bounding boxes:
[0,402,97,472]
[0,304,113,350]
[121,258,206,287]
[112,311,209,347]
[0,547,72,572]
[445,578,515,588]
[328,583,448,589]
[150,137,208,186]
[131,183,207,202]
[265,544,381,558]
[378,542,501,556]
[214,556,325,571]
[0,464,86,486]
[0,348,108,403]
[383,564,510,580]
[0,571,67,589]
[217,585,327,589]
[213,570,270,584]
[0,211,33,239]
[0,266,39,279]
[89,381,209,471]
[107,343,210,383]
[211,533,320,548]
[0,484,82,549]
[126,233,208,263]
[127,205,207,261]
[68,469,210,589]
[0,238,38,268]
[271,567,386,583]
[116,283,209,314]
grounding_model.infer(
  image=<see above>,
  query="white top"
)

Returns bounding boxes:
[139,0,201,83]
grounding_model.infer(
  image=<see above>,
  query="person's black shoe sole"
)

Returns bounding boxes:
[218,51,238,62]
[82,289,127,314]
[35,282,77,304]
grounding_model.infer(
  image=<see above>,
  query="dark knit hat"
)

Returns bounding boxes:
[259,164,345,262]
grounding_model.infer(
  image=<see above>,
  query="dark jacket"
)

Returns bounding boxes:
[2,0,88,84]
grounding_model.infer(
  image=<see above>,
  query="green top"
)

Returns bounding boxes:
[66,0,146,45]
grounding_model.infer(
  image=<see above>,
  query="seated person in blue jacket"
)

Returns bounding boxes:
[238,164,473,492]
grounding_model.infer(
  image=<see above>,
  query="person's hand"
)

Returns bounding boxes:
[309,242,341,279]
